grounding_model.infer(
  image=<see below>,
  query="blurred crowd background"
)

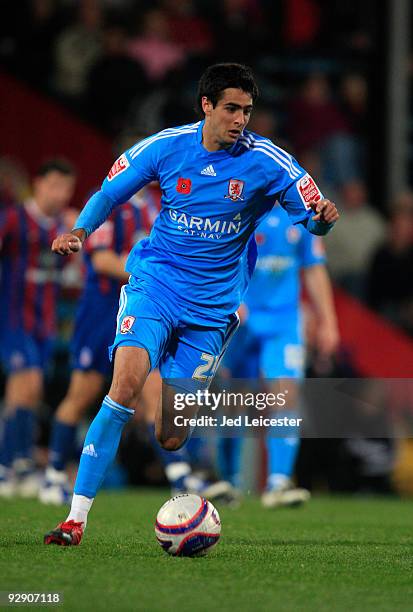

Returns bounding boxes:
[1,0,413,496]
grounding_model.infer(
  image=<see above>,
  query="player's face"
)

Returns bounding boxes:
[33,171,76,216]
[202,88,253,150]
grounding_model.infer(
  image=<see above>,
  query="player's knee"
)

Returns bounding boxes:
[158,435,187,452]
[109,375,141,408]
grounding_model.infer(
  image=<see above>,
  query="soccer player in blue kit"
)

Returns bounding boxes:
[218,204,339,506]
[44,63,339,545]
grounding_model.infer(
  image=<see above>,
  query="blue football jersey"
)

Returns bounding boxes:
[245,204,326,316]
[87,121,322,323]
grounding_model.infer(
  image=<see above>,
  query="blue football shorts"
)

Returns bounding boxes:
[222,310,304,379]
[0,327,54,374]
[71,294,118,376]
[109,276,239,392]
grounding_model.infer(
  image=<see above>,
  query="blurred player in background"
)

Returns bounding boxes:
[220,204,339,507]
[0,159,76,497]
[45,63,338,545]
[39,187,158,505]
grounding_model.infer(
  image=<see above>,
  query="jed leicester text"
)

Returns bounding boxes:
[174,415,303,428]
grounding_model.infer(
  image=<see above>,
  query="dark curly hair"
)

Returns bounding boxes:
[196,63,259,116]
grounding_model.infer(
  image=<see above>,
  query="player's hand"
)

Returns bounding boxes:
[309,199,339,224]
[315,322,340,358]
[51,231,85,255]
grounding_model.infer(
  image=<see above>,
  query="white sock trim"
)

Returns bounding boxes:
[267,473,290,490]
[67,494,94,527]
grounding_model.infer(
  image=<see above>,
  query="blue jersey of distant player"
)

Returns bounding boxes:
[246,204,326,332]
[71,195,155,375]
[97,121,321,325]
[224,205,326,378]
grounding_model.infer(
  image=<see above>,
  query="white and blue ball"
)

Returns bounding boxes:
[155,494,221,557]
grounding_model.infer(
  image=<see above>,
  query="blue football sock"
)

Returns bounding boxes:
[49,419,77,471]
[0,413,16,469]
[74,396,134,499]
[266,411,300,489]
[216,436,243,487]
[146,423,191,488]
[14,407,36,465]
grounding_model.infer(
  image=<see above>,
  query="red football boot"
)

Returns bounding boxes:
[44,520,84,546]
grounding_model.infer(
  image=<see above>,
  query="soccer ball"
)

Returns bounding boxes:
[155,494,221,557]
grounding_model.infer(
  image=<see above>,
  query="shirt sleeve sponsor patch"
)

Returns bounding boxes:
[296,174,322,209]
[107,154,130,181]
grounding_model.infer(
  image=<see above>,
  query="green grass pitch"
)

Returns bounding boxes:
[1,491,412,611]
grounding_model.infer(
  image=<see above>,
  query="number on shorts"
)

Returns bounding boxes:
[192,353,219,383]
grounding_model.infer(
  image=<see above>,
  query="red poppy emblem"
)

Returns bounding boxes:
[176,178,192,194]
[255,232,266,245]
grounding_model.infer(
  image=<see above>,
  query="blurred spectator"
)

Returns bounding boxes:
[319,1,375,57]
[340,73,368,135]
[247,105,278,140]
[161,0,214,55]
[287,73,361,188]
[324,179,386,297]
[127,8,186,82]
[339,73,368,174]
[283,0,322,50]
[53,0,103,106]
[211,0,266,63]
[86,25,148,135]
[9,0,64,90]
[0,157,30,208]
[247,105,295,156]
[366,194,413,335]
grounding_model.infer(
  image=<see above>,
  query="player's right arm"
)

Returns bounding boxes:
[52,141,158,256]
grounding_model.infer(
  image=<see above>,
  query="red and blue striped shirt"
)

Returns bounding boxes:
[0,200,66,338]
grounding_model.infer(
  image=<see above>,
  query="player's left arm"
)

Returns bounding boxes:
[302,263,340,357]
[264,153,339,235]
[279,180,339,236]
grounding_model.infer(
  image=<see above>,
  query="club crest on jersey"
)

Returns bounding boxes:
[107,154,130,181]
[296,174,322,209]
[176,178,192,194]
[225,178,244,202]
[120,315,136,334]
